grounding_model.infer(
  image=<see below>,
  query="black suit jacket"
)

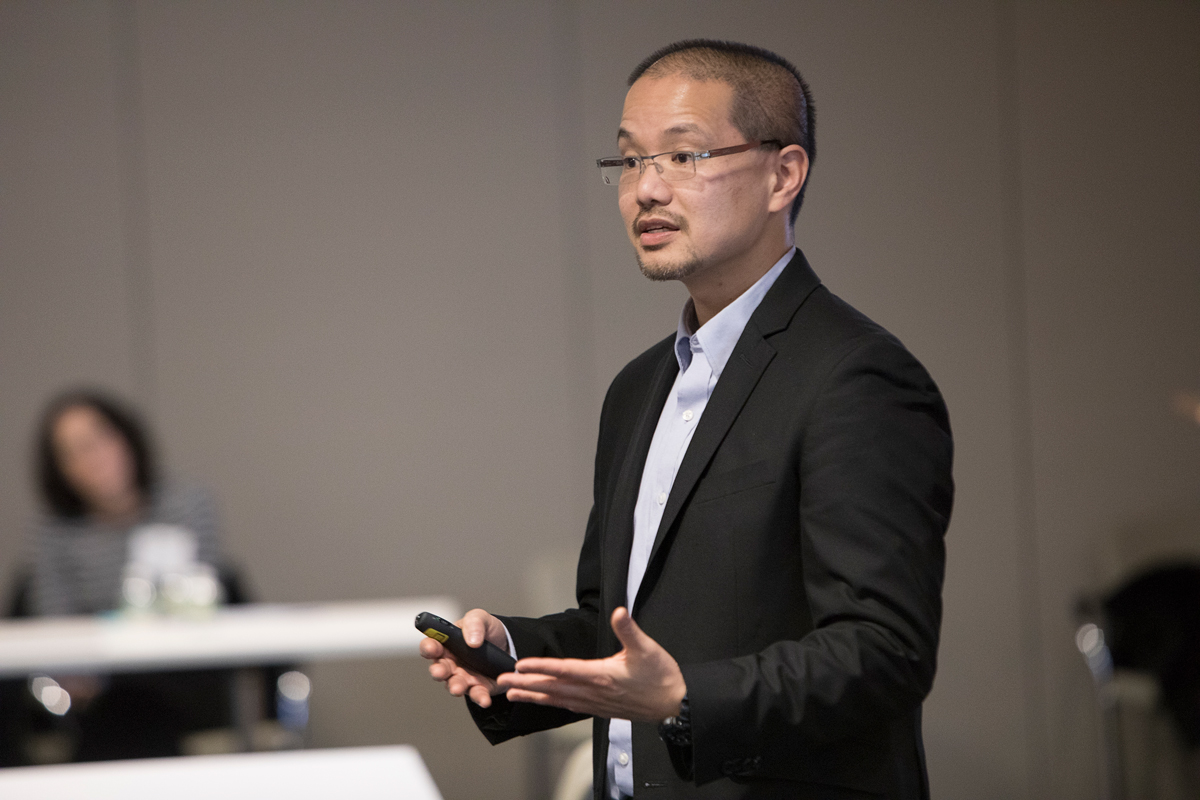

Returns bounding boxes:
[473,252,954,799]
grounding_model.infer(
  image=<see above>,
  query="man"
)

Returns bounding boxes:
[422,39,953,799]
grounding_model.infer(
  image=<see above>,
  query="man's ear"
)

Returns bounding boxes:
[768,144,808,215]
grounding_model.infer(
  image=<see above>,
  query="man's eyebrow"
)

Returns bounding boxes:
[617,123,706,145]
[664,123,704,136]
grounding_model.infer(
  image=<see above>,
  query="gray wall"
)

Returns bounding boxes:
[2,2,1198,798]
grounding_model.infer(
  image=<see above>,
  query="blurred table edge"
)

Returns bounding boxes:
[0,744,444,799]
[0,596,461,676]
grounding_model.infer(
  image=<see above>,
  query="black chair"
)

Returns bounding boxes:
[1103,562,1200,748]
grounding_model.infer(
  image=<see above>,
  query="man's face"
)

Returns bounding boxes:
[617,74,776,283]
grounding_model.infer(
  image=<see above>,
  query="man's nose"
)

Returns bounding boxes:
[634,159,672,207]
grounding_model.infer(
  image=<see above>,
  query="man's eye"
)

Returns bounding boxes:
[621,157,641,170]
[670,152,695,165]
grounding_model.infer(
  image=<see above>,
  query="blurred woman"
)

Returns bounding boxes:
[11,389,230,763]
[30,390,220,616]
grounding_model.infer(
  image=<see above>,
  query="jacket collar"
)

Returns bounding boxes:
[631,249,823,615]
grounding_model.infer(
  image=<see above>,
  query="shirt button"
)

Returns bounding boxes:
[618,752,630,766]
[657,492,667,505]
[682,409,694,421]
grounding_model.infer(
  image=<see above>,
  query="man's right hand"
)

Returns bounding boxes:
[419,607,510,708]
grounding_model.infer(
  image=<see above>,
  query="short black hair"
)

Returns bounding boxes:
[36,389,157,519]
[629,39,816,223]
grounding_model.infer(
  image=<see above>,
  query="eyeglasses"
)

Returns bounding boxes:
[596,140,780,186]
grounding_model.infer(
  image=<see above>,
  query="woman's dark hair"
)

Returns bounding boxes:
[36,389,157,519]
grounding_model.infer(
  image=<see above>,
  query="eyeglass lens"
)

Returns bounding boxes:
[600,152,697,185]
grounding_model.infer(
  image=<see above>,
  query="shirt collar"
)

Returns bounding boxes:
[674,247,796,378]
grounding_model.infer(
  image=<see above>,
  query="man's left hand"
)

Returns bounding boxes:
[496,606,686,722]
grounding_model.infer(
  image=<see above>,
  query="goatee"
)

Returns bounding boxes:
[636,251,702,282]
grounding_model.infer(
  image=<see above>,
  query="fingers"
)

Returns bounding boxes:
[427,656,456,681]
[458,609,491,648]
[467,684,494,708]
[421,637,455,682]
[610,606,650,652]
[496,660,608,717]
[424,608,508,704]
[459,608,507,650]
[435,659,499,704]
[503,687,556,707]
[418,637,445,660]
[420,638,458,684]
[499,666,595,692]
[505,686,587,712]
[503,678,635,719]
[507,656,608,680]
[445,671,472,697]
[423,620,502,705]
[503,678,603,714]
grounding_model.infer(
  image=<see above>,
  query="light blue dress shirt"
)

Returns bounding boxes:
[606,247,795,798]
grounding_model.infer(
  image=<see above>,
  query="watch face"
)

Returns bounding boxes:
[658,718,692,747]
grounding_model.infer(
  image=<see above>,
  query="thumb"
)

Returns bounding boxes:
[611,607,650,652]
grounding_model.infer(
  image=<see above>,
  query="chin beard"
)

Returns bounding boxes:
[636,250,703,282]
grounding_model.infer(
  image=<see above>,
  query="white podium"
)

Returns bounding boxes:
[0,745,443,799]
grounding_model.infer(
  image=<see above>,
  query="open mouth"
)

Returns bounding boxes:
[636,218,679,234]
[635,216,682,246]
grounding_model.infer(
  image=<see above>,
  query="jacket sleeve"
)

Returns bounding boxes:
[468,355,654,744]
[680,334,954,786]
[468,503,604,743]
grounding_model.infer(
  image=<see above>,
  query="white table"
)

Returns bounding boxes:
[0,744,443,799]
[0,597,461,677]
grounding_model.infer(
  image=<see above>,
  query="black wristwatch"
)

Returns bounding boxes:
[658,693,692,746]
[658,693,694,780]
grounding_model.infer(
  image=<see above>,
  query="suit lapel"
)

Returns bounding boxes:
[632,252,823,615]
[631,333,775,615]
[602,345,678,627]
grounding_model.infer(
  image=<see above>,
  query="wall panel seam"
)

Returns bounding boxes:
[996,0,1048,797]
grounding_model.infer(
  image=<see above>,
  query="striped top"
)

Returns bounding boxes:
[25,480,221,616]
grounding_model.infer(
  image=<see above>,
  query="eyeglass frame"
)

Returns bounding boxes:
[595,139,782,185]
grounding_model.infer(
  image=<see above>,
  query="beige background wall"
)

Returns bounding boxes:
[2,2,1198,798]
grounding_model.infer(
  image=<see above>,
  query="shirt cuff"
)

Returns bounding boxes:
[502,623,518,660]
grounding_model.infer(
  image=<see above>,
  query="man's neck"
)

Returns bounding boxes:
[684,235,794,327]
